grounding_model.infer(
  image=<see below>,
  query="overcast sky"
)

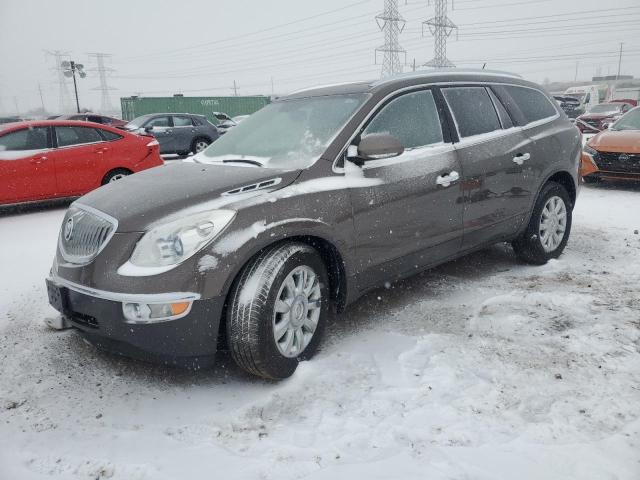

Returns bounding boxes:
[1,0,639,115]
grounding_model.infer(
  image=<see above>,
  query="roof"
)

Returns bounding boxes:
[0,119,128,132]
[284,69,531,100]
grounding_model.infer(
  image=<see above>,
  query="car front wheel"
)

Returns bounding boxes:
[512,181,572,265]
[226,242,328,379]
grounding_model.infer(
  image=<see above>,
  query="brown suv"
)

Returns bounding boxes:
[46,70,581,379]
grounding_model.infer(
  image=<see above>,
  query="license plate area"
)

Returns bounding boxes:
[46,279,69,314]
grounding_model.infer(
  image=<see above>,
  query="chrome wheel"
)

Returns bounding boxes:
[195,140,209,152]
[272,265,321,358]
[539,195,567,252]
[109,173,127,182]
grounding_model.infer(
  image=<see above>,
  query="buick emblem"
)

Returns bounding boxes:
[64,217,74,241]
[619,153,630,162]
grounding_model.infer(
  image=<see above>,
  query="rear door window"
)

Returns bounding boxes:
[442,87,502,138]
[0,127,49,151]
[502,85,557,124]
[55,126,103,147]
[173,116,194,127]
[362,89,443,148]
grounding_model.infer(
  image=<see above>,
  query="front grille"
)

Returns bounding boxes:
[594,151,640,174]
[70,312,99,329]
[59,206,117,264]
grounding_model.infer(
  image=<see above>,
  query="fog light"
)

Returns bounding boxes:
[122,301,192,324]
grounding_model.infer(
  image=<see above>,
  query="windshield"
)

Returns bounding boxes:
[589,104,621,114]
[201,93,368,169]
[611,108,640,131]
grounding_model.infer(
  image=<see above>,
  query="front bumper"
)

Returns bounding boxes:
[46,275,224,368]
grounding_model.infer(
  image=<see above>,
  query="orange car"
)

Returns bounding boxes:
[581,106,640,183]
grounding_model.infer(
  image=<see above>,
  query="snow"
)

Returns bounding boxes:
[1,184,639,480]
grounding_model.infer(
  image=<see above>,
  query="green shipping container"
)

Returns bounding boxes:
[120,95,271,123]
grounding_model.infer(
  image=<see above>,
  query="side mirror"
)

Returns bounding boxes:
[144,125,154,133]
[350,133,404,161]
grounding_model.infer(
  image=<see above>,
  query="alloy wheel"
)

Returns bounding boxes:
[539,195,567,252]
[272,265,321,358]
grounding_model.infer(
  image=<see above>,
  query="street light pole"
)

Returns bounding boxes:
[61,60,86,113]
[70,61,80,113]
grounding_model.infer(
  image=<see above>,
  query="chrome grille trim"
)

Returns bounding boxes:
[58,203,118,265]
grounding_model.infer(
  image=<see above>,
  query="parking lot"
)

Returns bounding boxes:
[1,183,638,480]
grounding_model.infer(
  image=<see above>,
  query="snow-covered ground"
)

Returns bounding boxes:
[1,184,639,480]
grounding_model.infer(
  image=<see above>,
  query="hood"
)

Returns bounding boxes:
[587,129,640,154]
[579,113,614,120]
[77,162,301,232]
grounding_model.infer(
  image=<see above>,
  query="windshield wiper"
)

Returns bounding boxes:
[222,159,263,167]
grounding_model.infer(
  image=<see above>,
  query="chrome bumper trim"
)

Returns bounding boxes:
[48,273,201,304]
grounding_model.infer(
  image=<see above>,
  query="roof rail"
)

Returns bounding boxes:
[371,68,522,87]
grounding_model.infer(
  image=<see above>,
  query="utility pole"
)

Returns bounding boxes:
[13,97,19,116]
[38,83,46,112]
[45,50,72,113]
[271,76,274,96]
[87,52,115,113]
[574,61,579,82]
[423,0,458,68]
[616,42,623,79]
[375,0,406,78]
[232,80,239,96]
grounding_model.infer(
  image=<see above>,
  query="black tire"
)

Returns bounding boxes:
[191,137,211,154]
[101,168,131,185]
[512,181,573,265]
[226,242,329,379]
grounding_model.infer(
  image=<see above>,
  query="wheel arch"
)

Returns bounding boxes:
[215,233,349,351]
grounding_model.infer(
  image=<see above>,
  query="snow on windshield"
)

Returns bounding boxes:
[202,93,369,170]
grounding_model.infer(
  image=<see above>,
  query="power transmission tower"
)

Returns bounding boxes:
[87,52,116,113]
[375,0,406,78]
[423,0,457,68]
[45,50,73,113]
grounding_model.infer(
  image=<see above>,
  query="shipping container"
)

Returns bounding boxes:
[120,95,271,123]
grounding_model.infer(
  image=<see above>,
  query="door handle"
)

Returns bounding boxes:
[30,156,47,164]
[513,152,531,165]
[436,170,460,187]
[94,147,109,153]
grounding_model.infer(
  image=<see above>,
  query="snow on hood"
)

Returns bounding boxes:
[77,162,301,232]
[587,129,640,154]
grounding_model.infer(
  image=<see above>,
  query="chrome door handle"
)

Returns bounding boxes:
[436,170,460,187]
[30,156,47,164]
[513,152,531,165]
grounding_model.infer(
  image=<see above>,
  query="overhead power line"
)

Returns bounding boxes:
[375,0,406,77]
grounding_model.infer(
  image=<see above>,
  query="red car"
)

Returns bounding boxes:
[0,120,163,206]
[576,102,634,133]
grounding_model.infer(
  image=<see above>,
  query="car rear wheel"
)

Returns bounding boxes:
[226,242,328,379]
[512,181,572,265]
[191,138,210,154]
[101,168,131,185]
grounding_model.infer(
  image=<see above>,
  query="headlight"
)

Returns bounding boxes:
[583,145,598,157]
[128,210,235,268]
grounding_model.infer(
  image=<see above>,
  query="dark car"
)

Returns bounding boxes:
[55,113,128,128]
[576,102,634,133]
[123,113,219,155]
[46,70,581,379]
[553,95,581,118]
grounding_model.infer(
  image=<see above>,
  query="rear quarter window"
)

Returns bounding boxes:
[99,130,123,141]
[500,85,558,124]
